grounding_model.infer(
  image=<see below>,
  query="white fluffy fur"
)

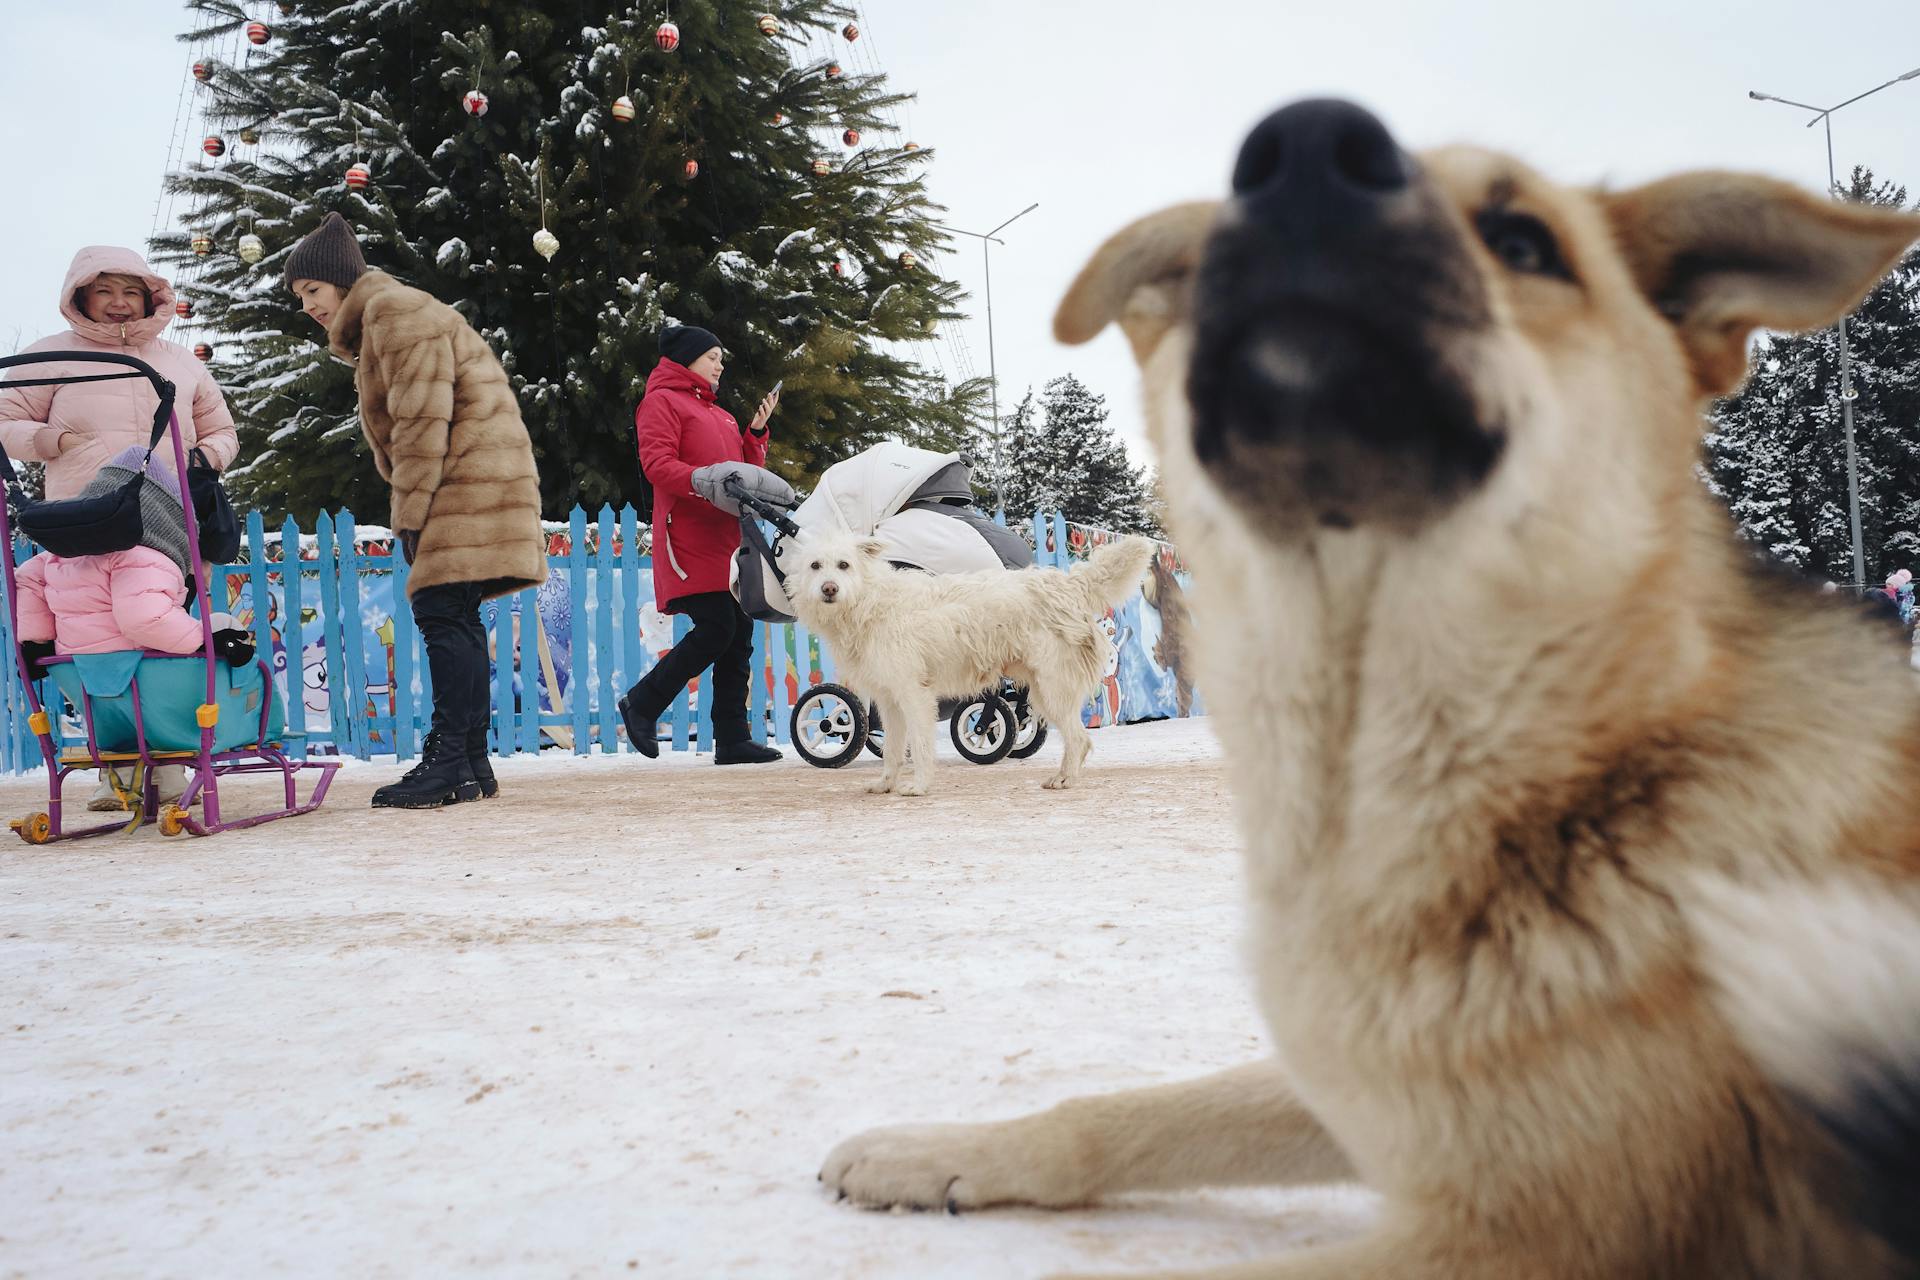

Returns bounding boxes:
[783,530,1154,796]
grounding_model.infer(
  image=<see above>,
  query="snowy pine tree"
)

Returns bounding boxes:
[1705,168,1920,584]
[156,0,986,523]
[972,374,1162,535]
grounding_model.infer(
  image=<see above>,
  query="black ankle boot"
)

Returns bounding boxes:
[618,690,659,758]
[715,739,783,766]
[373,732,483,809]
[466,728,498,799]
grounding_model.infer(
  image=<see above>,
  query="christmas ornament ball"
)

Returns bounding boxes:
[194,343,213,362]
[842,128,860,147]
[463,89,489,117]
[532,228,559,261]
[174,299,194,319]
[655,21,680,52]
[202,136,226,158]
[611,96,636,123]
[238,234,265,264]
[345,162,371,189]
[683,158,700,180]
[757,14,780,36]
[903,141,921,152]
[811,157,831,176]
[240,127,261,145]
[897,250,917,270]
[191,61,212,83]
[245,21,270,45]
[769,111,786,126]
[843,22,860,41]
[825,62,842,79]
[190,233,213,257]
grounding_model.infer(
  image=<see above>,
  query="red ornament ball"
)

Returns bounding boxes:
[246,22,270,45]
[194,343,214,362]
[769,111,786,127]
[190,233,213,257]
[825,63,842,80]
[830,260,845,277]
[842,128,860,147]
[811,157,831,176]
[655,21,680,52]
[345,163,371,189]
[843,22,859,41]
[903,141,921,152]
[202,136,226,158]
[174,299,194,319]
[191,61,212,84]
[757,14,780,36]
[683,158,700,180]
[463,89,489,117]
[610,96,636,123]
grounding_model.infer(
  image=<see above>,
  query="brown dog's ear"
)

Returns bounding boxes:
[856,538,887,561]
[1054,202,1219,363]
[1601,174,1919,397]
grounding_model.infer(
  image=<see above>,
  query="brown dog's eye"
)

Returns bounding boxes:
[1475,209,1573,282]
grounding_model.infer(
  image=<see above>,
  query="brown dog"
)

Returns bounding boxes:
[820,99,1920,1279]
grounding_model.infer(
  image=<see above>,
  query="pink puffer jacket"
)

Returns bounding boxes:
[13,549,204,655]
[0,247,238,500]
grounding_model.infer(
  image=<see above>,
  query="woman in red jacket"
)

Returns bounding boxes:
[620,325,783,764]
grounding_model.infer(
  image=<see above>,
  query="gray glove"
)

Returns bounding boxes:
[691,461,796,516]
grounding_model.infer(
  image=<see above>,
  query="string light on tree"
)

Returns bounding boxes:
[245,21,270,45]
[463,89,489,117]
[237,234,265,264]
[655,21,680,52]
[611,95,635,123]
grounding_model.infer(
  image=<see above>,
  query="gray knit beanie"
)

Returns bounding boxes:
[283,212,367,289]
[83,446,191,577]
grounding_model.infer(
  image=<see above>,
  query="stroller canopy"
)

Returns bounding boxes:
[794,442,1031,575]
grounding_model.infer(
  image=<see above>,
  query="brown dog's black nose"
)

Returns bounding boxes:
[1231,99,1410,216]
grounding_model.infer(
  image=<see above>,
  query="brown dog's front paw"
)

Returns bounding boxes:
[820,1121,1081,1213]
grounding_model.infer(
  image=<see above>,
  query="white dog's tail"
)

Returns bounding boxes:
[1067,536,1155,612]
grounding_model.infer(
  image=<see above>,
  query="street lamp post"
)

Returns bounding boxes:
[1748,65,1920,591]
[935,202,1039,516]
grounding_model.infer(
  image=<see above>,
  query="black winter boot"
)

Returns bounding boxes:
[372,732,483,809]
[618,690,660,758]
[715,739,783,766]
[466,728,498,799]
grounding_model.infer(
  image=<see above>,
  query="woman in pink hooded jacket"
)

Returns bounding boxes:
[0,246,237,500]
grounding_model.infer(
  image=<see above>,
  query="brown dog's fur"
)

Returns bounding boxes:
[820,105,1920,1279]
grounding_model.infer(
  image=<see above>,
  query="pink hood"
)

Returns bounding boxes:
[57,246,177,348]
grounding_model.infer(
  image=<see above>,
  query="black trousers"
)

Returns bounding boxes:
[626,591,753,746]
[412,581,490,743]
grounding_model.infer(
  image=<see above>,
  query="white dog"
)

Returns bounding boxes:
[783,530,1154,795]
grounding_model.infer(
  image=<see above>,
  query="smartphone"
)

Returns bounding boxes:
[771,379,784,397]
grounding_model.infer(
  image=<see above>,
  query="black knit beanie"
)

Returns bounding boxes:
[284,212,368,290]
[659,324,722,368]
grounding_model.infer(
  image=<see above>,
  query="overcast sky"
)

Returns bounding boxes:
[3,1,1916,468]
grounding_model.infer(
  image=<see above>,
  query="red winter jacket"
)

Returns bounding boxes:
[636,358,769,612]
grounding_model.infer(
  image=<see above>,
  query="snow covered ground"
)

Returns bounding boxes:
[0,719,1375,1279]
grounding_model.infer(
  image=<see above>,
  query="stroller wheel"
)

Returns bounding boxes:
[1008,707,1049,760]
[790,683,869,769]
[950,694,1017,765]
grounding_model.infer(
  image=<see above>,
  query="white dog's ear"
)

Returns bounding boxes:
[1601,173,1919,397]
[856,538,887,561]
[1054,201,1219,365]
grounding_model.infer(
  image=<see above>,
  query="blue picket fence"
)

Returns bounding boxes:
[3,506,1192,775]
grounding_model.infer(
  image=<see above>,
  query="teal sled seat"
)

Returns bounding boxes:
[50,652,287,755]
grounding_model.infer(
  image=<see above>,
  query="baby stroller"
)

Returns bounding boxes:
[1,350,339,842]
[729,441,1049,769]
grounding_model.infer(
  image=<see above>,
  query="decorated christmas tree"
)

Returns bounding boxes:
[155,0,987,524]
